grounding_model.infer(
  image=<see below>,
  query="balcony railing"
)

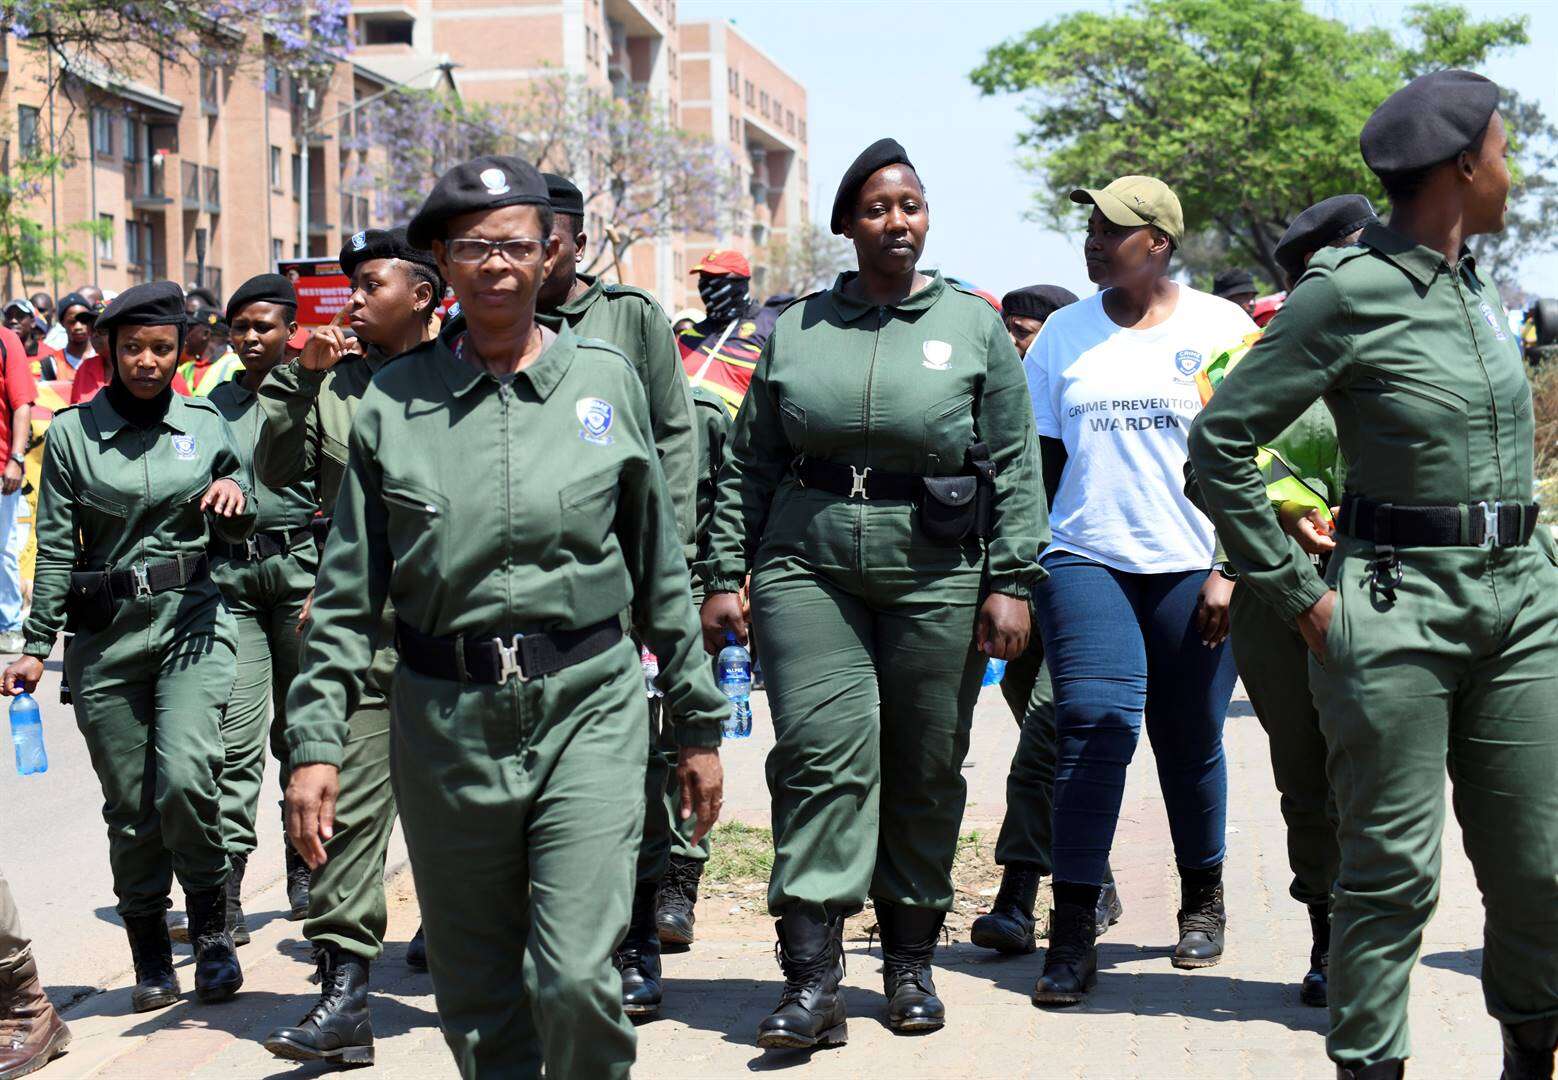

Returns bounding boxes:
[125,160,171,207]
[202,167,220,213]
[182,161,200,206]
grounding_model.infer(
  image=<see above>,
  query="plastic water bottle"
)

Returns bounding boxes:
[981,657,1008,688]
[10,692,47,775]
[640,646,663,699]
[716,633,753,739]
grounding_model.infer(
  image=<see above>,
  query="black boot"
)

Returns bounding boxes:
[656,855,703,949]
[1336,1062,1404,1079]
[123,913,180,1013]
[405,926,428,972]
[1172,862,1226,969]
[614,884,663,1020]
[1096,870,1124,938]
[1502,1016,1558,1080]
[756,910,848,1050]
[1301,902,1329,1007]
[285,843,311,921]
[264,945,375,1066]
[970,863,1040,955]
[186,886,243,1003]
[226,853,250,947]
[876,902,946,1034]
[1031,885,1099,1007]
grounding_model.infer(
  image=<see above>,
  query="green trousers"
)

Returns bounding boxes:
[994,630,1056,872]
[212,545,316,856]
[1229,583,1338,907]
[391,637,646,1080]
[754,562,984,916]
[0,865,27,973]
[67,613,235,918]
[636,700,709,886]
[1311,539,1558,1066]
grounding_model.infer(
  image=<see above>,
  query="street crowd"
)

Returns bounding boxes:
[0,65,1555,1080]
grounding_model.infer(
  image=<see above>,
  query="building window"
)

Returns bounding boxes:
[18,106,39,157]
[356,195,369,229]
[270,146,283,191]
[800,119,807,143]
[292,153,302,201]
[91,107,116,158]
[728,69,737,95]
[272,238,284,267]
[744,80,753,106]
[357,14,414,46]
[265,61,283,97]
[200,62,220,114]
[729,116,738,142]
[786,109,795,134]
[97,214,115,261]
[126,219,151,273]
[760,91,769,118]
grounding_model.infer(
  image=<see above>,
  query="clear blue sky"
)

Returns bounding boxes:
[679,0,1558,299]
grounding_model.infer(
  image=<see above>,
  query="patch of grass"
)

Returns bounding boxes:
[703,822,775,885]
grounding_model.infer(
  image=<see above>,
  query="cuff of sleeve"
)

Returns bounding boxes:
[1272,575,1330,623]
[287,740,345,769]
[986,575,1032,600]
[292,361,328,391]
[703,579,743,595]
[22,639,51,660]
[673,723,722,749]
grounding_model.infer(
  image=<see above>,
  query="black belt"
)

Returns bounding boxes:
[396,618,622,686]
[1338,495,1539,549]
[309,514,332,546]
[93,554,209,602]
[211,525,314,562]
[794,458,920,500]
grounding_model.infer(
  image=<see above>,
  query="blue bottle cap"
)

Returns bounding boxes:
[724,631,738,646]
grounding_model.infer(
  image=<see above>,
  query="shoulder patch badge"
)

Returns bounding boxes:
[576,397,615,445]
[171,434,197,460]
[1479,300,1508,341]
[921,340,952,371]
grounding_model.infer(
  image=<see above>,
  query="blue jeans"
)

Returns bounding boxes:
[1034,551,1236,887]
[0,491,23,633]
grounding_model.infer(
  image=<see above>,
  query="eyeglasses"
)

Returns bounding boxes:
[445,237,545,266]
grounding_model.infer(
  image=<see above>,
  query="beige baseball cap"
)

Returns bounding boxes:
[1070,176,1184,246]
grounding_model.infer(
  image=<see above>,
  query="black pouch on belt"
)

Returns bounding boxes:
[65,571,114,633]
[918,474,981,542]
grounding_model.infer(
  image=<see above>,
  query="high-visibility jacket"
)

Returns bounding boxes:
[176,351,243,397]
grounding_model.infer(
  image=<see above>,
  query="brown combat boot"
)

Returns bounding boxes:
[0,955,71,1080]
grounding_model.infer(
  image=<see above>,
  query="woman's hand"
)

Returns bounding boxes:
[1279,501,1337,557]
[2,656,44,695]
[297,306,350,372]
[2,458,23,496]
[1296,590,1337,661]
[677,747,724,845]
[700,591,747,655]
[1194,571,1235,647]
[976,593,1029,661]
[200,478,245,517]
[285,763,341,869]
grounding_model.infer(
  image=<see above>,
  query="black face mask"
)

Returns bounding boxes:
[699,276,749,323]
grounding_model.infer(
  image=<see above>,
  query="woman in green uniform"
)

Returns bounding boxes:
[204,274,319,942]
[701,138,1045,1047]
[280,156,726,1080]
[1189,71,1558,1079]
[1,281,253,1011]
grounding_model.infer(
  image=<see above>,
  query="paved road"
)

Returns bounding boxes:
[4,663,1500,1078]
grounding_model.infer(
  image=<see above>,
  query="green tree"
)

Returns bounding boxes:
[0,136,109,298]
[970,0,1549,288]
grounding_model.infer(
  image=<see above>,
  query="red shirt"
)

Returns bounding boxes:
[0,327,39,458]
[69,354,112,406]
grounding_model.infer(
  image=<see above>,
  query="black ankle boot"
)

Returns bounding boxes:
[186,885,243,1003]
[264,945,375,1065]
[756,910,848,1050]
[1501,1016,1558,1080]
[615,884,663,1020]
[1031,886,1099,1007]
[406,926,428,972]
[1301,902,1329,1007]
[970,863,1040,955]
[876,902,946,1034]
[1096,870,1124,937]
[656,855,703,949]
[1173,863,1226,969]
[225,853,250,947]
[285,843,311,921]
[1336,1061,1404,1079]
[123,913,180,1012]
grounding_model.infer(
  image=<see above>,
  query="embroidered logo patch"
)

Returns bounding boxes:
[350,231,367,252]
[576,398,615,445]
[921,340,952,371]
[480,168,510,196]
[171,435,197,460]
[1479,300,1508,341]
[1174,349,1204,376]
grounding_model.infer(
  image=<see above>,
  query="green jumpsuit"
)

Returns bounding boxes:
[284,322,725,1079]
[701,272,1046,916]
[208,373,318,860]
[23,391,255,917]
[1188,224,1558,1067]
[256,348,401,961]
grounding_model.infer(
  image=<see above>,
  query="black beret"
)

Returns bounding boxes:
[226,274,297,324]
[189,306,224,331]
[831,138,915,235]
[1211,269,1256,299]
[1274,194,1378,282]
[1360,69,1500,176]
[1001,284,1079,322]
[340,226,441,281]
[544,173,585,218]
[57,291,93,317]
[96,281,186,332]
[406,155,550,249]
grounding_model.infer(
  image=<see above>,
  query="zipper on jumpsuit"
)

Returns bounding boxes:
[140,428,153,655]
[498,382,527,750]
[1452,265,1508,633]
[855,307,885,579]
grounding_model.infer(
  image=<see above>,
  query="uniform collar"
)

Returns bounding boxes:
[827,270,945,323]
[1360,223,1478,288]
[88,384,189,436]
[552,273,604,318]
[434,318,577,402]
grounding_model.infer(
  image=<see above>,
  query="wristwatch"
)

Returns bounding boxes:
[7,454,23,468]
[1214,562,1239,581]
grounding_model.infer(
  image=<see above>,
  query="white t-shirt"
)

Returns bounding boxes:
[1025,285,1256,574]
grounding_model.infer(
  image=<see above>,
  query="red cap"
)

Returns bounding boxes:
[689,249,751,278]
[287,327,312,351]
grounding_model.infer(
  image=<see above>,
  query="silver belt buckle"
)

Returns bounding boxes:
[849,465,872,500]
[493,633,528,686]
[245,537,262,560]
[1478,500,1501,547]
[131,563,152,598]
